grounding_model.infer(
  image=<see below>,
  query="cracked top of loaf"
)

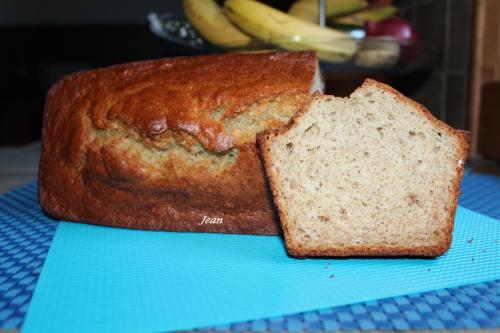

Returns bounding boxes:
[49,51,317,152]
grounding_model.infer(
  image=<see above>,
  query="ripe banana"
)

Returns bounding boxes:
[288,0,367,23]
[333,6,398,27]
[183,0,251,48]
[224,0,358,63]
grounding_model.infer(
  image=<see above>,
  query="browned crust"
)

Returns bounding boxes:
[38,51,318,235]
[257,93,320,241]
[257,78,470,256]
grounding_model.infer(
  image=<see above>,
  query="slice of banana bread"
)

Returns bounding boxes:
[258,79,469,256]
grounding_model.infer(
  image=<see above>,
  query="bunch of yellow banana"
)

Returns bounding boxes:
[333,6,398,27]
[183,0,251,48]
[288,0,367,23]
[223,0,358,62]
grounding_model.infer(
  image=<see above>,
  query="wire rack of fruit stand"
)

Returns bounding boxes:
[148,0,434,75]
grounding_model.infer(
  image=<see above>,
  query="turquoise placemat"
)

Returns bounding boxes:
[21,206,500,333]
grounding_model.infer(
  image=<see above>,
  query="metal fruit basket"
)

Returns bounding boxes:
[148,0,431,74]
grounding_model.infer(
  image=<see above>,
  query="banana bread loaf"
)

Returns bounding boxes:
[38,51,322,234]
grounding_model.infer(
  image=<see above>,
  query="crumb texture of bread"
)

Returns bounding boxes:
[259,79,469,256]
[39,51,320,235]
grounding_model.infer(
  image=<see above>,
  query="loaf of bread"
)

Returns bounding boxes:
[38,51,322,234]
[258,79,469,256]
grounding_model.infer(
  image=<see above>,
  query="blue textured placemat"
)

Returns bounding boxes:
[460,172,500,220]
[203,281,500,332]
[0,182,58,330]
[21,209,500,331]
[0,173,499,331]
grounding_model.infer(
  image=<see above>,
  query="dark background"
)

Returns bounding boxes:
[0,0,473,145]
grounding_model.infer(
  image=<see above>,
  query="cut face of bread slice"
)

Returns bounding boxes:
[258,79,469,257]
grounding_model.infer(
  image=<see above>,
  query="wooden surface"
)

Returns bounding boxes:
[469,0,500,157]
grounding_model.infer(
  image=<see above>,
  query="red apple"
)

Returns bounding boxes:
[365,16,418,60]
[365,16,417,43]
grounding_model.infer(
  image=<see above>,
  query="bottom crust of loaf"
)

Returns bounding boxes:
[285,242,452,257]
[38,181,281,235]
